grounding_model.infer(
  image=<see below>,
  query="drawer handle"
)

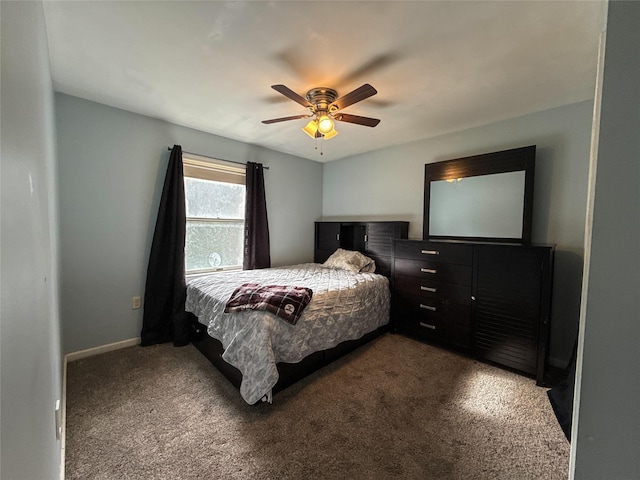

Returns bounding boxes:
[421,250,439,255]
[419,322,436,330]
[420,268,437,274]
[420,286,437,292]
[420,304,437,312]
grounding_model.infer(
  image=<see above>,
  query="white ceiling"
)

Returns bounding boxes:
[42,1,606,163]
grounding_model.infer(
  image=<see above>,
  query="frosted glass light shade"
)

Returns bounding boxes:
[317,115,334,134]
[323,128,338,139]
[302,120,318,138]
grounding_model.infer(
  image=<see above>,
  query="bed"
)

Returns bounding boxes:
[185,250,390,404]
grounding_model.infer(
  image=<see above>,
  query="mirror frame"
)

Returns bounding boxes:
[423,145,536,244]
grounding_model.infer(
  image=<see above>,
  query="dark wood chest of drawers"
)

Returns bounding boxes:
[393,241,474,350]
[392,239,554,384]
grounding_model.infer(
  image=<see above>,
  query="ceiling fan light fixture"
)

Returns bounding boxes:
[265,83,379,150]
[317,114,335,135]
[302,120,318,138]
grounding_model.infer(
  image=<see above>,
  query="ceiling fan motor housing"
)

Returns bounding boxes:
[306,87,338,112]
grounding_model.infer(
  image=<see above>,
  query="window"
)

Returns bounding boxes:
[183,155,245,274]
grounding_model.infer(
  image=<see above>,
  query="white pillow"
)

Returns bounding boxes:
[323,248,376,273]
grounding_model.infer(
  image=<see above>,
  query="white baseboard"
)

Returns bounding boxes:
[65,337,141,363]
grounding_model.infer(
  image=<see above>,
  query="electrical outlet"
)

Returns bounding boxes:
[132,296,141,309]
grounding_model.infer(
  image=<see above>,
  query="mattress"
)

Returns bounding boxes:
[185,263,390,403]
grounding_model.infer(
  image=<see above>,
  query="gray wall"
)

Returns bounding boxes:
[1,1,63,478]
[56,94,323,354]
[323,101,594,366]
[574,1,640,477]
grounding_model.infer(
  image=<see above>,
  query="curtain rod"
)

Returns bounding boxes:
[167,147,269,170]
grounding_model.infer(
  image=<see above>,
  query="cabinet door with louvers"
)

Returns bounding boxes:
[365,222,409,277]
[473,244,553,381]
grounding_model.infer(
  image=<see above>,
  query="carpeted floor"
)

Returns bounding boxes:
[65,333,569,479]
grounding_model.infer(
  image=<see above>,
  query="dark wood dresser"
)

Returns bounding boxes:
[315,221,409,277]
[392,239,554,385]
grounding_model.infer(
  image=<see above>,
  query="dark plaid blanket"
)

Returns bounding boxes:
[224,283,313,325]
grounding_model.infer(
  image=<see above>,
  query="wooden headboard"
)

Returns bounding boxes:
[314,221,409,278]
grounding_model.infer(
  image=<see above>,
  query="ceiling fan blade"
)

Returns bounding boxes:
[271,84,313,108]
[262,114,311,124]
[329,84,377,111]
[334,113,380,127]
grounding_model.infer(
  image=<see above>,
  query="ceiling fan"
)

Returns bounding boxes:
[262,84,380,141]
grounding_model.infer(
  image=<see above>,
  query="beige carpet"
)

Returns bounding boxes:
[65,333,569,479]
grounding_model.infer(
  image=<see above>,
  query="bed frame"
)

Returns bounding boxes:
[188,223,407,402]
[189,314,387,400]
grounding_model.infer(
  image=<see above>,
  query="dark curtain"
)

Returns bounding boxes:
[140,145,190,347]
[243,162,271,270]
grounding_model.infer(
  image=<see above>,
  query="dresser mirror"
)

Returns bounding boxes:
[423,145,536,244]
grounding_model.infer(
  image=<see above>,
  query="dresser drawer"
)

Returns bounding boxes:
[394,296,471,348]
[394,297,442,340]
[394,274,472,305]
[394,240,473,265]
[394,258,472,285]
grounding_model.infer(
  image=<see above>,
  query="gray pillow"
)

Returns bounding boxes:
[323,248,376,273]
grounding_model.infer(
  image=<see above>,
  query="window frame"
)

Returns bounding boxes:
[183,154,246,276]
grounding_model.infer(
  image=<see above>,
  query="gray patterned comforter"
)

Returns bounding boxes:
[185,263,390,404]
